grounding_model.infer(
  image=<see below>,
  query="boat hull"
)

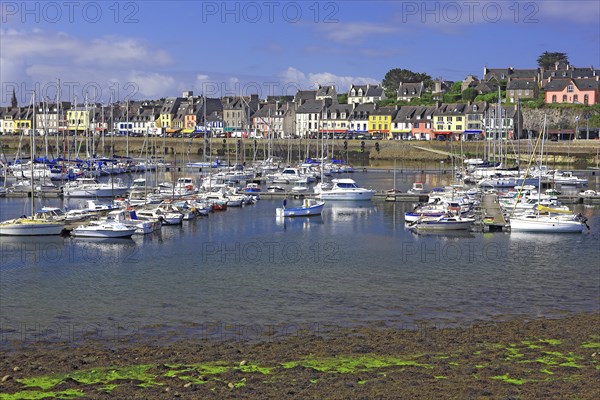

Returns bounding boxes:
[0,221,64,236]
[510,218,584,233]
[276,203,324,217]
[319,191,374,201]
[64,187,128,197]
[71,227,136,238]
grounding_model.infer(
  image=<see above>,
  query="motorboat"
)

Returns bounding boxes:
[316,178,375,201]
[276,198,325,217]
[407,182,425,195]
[71,220,137,238]
[552,171,587,186]
[63,177,129,197]
[267,185,286,193]
[105,209,161,234]
[136,206,184,225]
[408,215,475,231]
[243,183,261,193]
[0,217,64,236]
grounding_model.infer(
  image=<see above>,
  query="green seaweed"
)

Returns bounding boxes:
[534,351,583,368]
[233,378,246,388]
[434,376,447,379]
[236,364,272,374]
[14,376,64,390]
[281,354,432,373]
[0,389,85,400]
[540,369,554,375]
[521,341,542,349]
[581,342,600,349]
[70,365,157,386]
[505,346,524,360]
[491,374,527,385]
[357,380,367,384]
[16,365,161,393]
[538,339,561,346]
[309,379,318,384]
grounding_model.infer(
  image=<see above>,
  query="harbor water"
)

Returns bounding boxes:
[1,171,599,344]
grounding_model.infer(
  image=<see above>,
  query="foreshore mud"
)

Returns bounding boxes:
[1,314,599,399]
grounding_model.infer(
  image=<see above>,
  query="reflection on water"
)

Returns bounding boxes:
[408,229,476,239]
[1,172,599,342]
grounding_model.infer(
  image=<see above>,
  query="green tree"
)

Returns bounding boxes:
[382,68,431,97]
[461,88,478,102]
[537,51,569,69]
[337,94,348,104]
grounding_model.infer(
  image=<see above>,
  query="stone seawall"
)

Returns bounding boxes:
[1,136,599,166]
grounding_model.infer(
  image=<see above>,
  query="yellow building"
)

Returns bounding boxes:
[159,97,183,131]
[432,103,467,140]
[368,106,397,138]
[66,108,90,132]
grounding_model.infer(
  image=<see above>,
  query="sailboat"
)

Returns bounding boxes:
[509,116,587,233]
[0,93,65,236]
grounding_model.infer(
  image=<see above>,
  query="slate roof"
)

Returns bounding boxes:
[295,99,324,114]
[484,67,539,81]
[506,79,537,91]
[543,78,600,92]
[397,82,424,97]
[435,103,467,115]
[348,84,385,97]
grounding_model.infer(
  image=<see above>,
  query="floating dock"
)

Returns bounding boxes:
[477,193,510,232]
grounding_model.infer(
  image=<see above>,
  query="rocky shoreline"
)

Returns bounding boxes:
[1,314,599,399]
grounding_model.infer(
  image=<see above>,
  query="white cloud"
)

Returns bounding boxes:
[1,29,173,67]
[279,67,379,92]
[128,71,178,98]
[0,28,179,104]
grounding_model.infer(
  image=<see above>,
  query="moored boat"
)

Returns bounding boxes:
[71,220,137,238]
[316,178,374,201]
[276,198,325,217]
[409,215,475,231]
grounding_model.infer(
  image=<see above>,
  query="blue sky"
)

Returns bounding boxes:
[1,0,599,105]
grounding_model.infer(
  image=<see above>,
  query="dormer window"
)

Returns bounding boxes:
[567,84,574,92]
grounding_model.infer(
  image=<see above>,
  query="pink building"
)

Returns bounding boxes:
[544,77,599,105]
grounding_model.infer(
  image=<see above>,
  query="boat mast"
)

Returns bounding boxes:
[537,115,547,214]
[30,92,36,218]
[126,100,130,158]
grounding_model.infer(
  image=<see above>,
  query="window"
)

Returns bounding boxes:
[456,125,462,130]
[456,117,462,121]
[584,94,589,105]
[567,84,574,92]
[552,95,557,103]
[573,95,578,103]
[562,95,567,102]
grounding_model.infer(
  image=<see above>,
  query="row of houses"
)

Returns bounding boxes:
[1,62,596,139]
[471,62,600,104]
[0,92,522,141]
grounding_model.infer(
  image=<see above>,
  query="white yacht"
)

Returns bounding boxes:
[316,178,375,201]
[63,177,129,197]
